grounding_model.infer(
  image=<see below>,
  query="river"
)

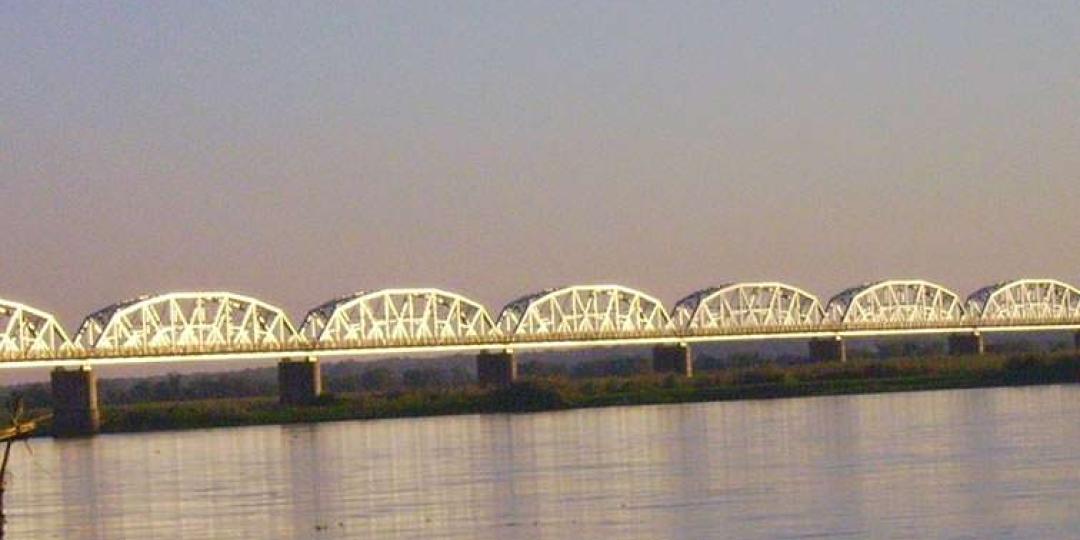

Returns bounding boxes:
[4,385,1078,539]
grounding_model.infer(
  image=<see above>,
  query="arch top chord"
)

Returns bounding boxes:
[300,287,498,345]
[497,284,672,338]
[966,278,1080,322]
[672,281,825,331]
[74,291,301,351]
[826,279,964,325]
[0,297,74,358]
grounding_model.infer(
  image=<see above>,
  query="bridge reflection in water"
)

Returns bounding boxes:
[2,279,1079,435]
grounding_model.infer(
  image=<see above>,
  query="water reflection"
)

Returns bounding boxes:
[6,385,1079,539]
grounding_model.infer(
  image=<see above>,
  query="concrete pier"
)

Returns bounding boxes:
[652,343,693,377]
[477,350,517,386]
[1074,332,1080,352]
[948,333,985,356]
[278,357,322,405]
[50,367,100,437]
[809,337,846,363]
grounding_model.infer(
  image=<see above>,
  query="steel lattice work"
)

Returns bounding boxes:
[967,279,1080,322]
[672,282,825,331]
[300,288,498,347]
[3,275,1080,366]
[74,292,300,354]
[497,284,671,339]
[826,280,964,325]
[0,298,72,359]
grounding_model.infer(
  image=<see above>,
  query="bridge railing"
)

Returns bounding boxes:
[830,321,970,332]
[0,341,85,361]
[306,333,502,351]
[964,316,1080,329]
[674,317,1080,337]
[502,328,674,344]
[0,349,77,362]
[676,322,836,338]
[71,341,309,360]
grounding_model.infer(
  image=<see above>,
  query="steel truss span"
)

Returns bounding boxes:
[672,282,825,332]
[3,276,1080,366]
[74,292,301,355]
[497,284,671,340]
[0,299,72,360]
[826,280,964,325]
[300,288,498,347]
[967,279,1080,323]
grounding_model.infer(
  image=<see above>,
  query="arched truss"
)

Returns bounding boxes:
[967,279,1080,322]
[300,288,498,346]
[826,280,964,325]
[497,284,671,339]
[0,298,72,359]
[74,292,300,353]
[672,282,825,331]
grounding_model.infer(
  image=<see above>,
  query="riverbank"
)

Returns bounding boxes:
[42,352,1080,435]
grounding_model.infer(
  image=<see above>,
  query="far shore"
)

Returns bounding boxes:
[26,352,1075,436]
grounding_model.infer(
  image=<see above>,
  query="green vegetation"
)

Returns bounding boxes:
[15,351,1074,435]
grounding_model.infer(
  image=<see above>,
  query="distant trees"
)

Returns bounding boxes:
[695,352,766,371]
[519,361,569,378]
[403,367,446,389]
[102,371,276,404]
[874,341,944,359]
[987,340,1037,354]
[6,338,1057,409]
[570,357,650,378]
[360,367,395,391]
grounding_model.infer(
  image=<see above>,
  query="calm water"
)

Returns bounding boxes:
[5,385,1078,539]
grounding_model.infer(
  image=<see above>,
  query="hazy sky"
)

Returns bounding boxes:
[2,1,1079,330]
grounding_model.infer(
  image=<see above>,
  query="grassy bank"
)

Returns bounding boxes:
[37,352,1080,435]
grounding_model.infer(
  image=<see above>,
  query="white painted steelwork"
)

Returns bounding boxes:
[826,280,964,325]
[74,292,300,353]
[7,321,1080,371]
[300,288,498,347]
[1,276,1078,368]
[672,282,825,331]
[967,279,1080,322]
[0,298,72,360]
[497,284,671,338]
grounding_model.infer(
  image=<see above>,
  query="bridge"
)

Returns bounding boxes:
[3,279,1079,436]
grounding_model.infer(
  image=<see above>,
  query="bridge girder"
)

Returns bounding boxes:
[497,284,671,339]
[673,282,825,331]
[0,298,72,359]
[967,278,1080,322]
[827,279,964,325]
[74,292,301,353]
[300,288,498,347]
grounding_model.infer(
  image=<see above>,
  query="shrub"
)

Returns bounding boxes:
[489,380,574,412]
[734,365,788,385]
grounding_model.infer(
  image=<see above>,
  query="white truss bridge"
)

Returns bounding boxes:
[2,279,1080,369]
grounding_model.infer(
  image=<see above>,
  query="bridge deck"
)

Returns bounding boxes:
[2,321,1078,370]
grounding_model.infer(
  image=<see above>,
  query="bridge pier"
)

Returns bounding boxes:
[278,357,322,405]
[809,337,846,363]
[477,350,517,386]
[652,343,693,377]
[50,367,100,438]
[948,333,984,356]
[1074,331,1080,352]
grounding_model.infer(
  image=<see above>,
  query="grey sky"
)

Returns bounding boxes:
[2,1,1079,330]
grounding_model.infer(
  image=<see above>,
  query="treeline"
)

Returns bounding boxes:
[0,361,477,409]
[0,338,1068,410]
[95,351,1080,434]
[3,356,664,407]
